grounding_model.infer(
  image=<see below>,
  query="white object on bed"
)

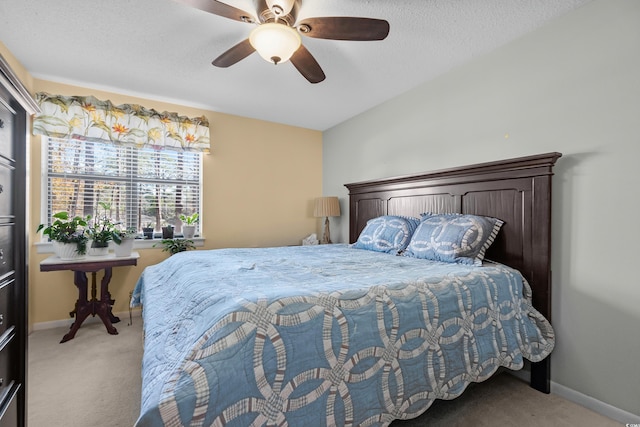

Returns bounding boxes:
[301,233,319,245]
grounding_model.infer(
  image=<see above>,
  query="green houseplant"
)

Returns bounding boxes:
[37,211,90,259]
[142,222,154,240]
[86,202,117,256]
[111,227,138,257]
[86,216,115,256]
[179,212,199,225]
[161,224,174,239]
[156,238,195,255]
[179,212,199,238]
[110,227,138,245]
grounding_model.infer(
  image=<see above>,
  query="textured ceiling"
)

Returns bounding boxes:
[0,0,592,130]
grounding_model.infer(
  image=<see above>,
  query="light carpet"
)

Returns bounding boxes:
[28,319,142,427]
[28,319,619,427]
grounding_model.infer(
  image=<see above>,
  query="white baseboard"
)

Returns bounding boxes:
[551,381,640,424]
[506,370,640,424]
[31,309,142,332]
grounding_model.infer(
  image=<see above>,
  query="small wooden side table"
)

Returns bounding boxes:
[40,252,140,343]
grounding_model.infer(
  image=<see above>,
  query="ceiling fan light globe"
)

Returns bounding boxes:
[249,23,301,65]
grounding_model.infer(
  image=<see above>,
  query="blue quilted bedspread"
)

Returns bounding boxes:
[131,244,554,426]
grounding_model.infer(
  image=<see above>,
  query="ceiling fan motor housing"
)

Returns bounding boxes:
[258,0,300,25]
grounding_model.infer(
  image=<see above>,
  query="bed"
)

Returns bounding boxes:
[132,152,561,426]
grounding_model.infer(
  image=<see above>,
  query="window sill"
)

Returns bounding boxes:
[34,237,206,254]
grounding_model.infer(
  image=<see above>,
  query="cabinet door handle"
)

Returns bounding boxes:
[0,248,3,259]
[0,314,3,325]
[0,119,4,128]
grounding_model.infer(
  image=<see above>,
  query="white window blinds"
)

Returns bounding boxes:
[44,137,201,237]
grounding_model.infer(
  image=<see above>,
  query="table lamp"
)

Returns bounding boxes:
[313,196,341,244]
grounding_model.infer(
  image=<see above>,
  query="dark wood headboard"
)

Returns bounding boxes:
[345,152,561,393]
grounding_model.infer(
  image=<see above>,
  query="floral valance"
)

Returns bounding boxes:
[33,92,210,153]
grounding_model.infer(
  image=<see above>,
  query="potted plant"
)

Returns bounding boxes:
[179,212,199,239]
[37,211,90,260]
[86,202,118,256]
[111,227,138,257]
[155,238,195,255]
[86,216,115,256]
[161,224,174,239]
[142,222,154,240]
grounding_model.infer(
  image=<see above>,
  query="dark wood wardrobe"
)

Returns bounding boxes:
[0,54,38,426]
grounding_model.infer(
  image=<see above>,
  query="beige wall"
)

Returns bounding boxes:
[323,0,640,419]
[24,80,322,325]
[0,41,33,91]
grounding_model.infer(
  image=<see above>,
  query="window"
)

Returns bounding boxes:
[43,137,202,237]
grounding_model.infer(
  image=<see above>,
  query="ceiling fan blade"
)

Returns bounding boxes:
[297,17,390,41]
[212,39,255,67]
[290,45,325,84]
[174,0,255,23]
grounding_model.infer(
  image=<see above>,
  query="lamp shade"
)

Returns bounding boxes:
[314,197,341,218]
[249,23,301,65]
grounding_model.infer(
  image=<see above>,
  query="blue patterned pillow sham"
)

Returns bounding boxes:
[403,213,504,266]
[352,215,420,254]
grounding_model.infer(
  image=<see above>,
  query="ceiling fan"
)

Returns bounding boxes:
[175,0,390,83]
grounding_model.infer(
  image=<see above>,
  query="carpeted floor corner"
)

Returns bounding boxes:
[389,373,620,427]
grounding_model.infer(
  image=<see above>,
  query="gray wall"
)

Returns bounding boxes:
[323,0,639,417]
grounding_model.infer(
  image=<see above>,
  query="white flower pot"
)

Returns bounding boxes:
[114,238,134,257]
[53,241,86,261]
[88,240,109,256]
[183,225,196,239]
